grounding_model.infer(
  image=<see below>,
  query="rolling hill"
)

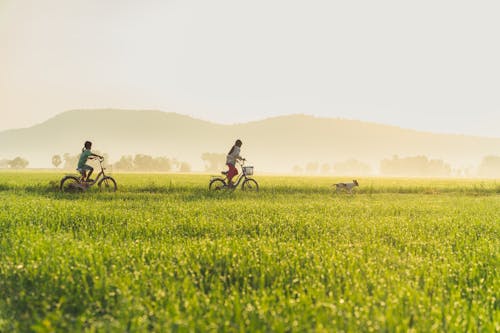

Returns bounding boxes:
[1,109,499,172]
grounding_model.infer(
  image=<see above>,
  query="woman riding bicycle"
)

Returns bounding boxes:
[226,139,245,187]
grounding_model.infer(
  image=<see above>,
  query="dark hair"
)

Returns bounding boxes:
[83,141,92,151]
[228,139,242,155]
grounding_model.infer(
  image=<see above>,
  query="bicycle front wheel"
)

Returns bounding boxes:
[98,176,117,192]
[209,178,226,191]
[60,176,83,193]
[242,178,259,192]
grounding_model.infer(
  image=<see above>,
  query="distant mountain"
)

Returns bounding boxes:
[1,109,499,172]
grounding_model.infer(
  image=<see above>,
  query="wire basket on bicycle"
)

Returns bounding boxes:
[242,166,254,175]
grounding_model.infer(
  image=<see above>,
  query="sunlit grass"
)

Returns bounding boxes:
[0,172,498,332]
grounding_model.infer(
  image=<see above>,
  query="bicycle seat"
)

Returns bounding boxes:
[221,171,228,175]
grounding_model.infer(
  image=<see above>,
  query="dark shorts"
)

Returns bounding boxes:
[77,165,93,173]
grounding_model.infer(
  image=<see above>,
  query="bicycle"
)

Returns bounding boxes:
[60,157,117,193]
[209,160,259,191]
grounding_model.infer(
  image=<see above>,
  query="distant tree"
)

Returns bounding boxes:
[292,165,303,174]
[427,158,451,177]
[380,155,450,177]
[334,159,371,175]
[305,162,319,174]
[132,154,172,172]
[320,163,331,174]
[201,153,226,172]
[133,154,154,171]
[0,159,9,168]
[456,166,476,178]
[171,158,180,171]
[52,155,62,168]
[477,155,500,177]
[62,153,79,170]
[179,162,192,173]
[152,156,172,172]
[380,155,401,176]
[114,154,187,172]
[8,157,29,169]
[114,155,134,171]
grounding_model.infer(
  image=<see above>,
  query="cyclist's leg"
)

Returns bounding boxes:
[82,165,94,181]
[227,163,238,186]
[77,168,86,181]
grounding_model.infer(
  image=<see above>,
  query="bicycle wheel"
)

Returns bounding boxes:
[242,178,259,192]
[209,178,226,191]
[60,176,83,193]
[98,176,117,192]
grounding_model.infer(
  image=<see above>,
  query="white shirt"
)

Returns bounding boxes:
[226,146,241,165]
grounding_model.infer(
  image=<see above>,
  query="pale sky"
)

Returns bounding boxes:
[1,0,499,137]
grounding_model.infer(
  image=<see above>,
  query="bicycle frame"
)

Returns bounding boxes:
[79,158,107,186]
[222,161,250,186]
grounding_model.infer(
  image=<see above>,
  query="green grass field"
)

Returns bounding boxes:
[0,171,498,332]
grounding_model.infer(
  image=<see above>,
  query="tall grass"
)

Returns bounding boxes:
[0,172,498,332]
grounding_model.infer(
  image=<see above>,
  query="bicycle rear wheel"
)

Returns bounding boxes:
[60,176,83,193]
[242,178,259,192]
[98,176,117,192]
[209,178,226,191]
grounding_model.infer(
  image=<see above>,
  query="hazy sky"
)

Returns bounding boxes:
[1,0,499,137]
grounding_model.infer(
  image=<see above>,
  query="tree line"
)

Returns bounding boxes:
[1,153,499,177]
[292,155,500,177]
[51,153,192,173]
[0,157,29,169]
[292,159,372,175]
[380,155,451,177]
